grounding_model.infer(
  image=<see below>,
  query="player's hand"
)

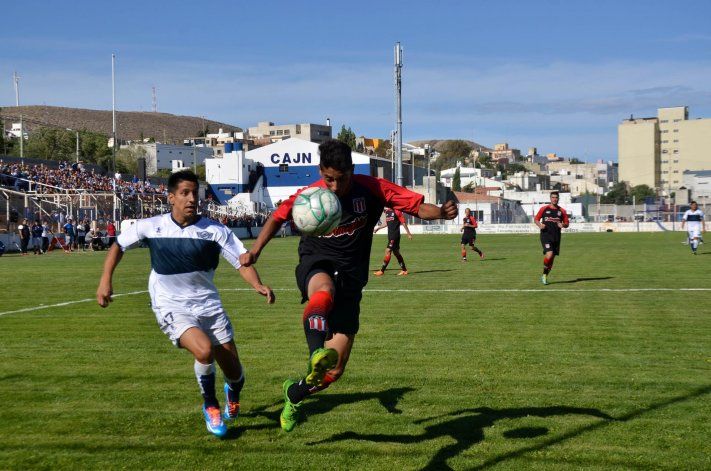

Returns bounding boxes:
[96,281,113,308]
[440,200,458,220]
[557,222,564,228]
[407,234,413,240]
[256,284,275,304]
[239,251,257,267]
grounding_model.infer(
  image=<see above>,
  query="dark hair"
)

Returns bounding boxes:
[168,170,199,193]
[318,140,353,172]
[550,191,560,198]
[690,200,697,205]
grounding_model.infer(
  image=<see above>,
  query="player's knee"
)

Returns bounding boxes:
[192,344,214,364]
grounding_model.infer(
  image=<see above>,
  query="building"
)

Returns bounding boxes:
[205,138,430,210]
[452,191,529,224]
[491,143,522,164]
[682,170,711,201]
[439,166,501,190]
[546,160,617,196]
[506,171,550,191]
[128,143,213,175]
[618,106,711,191]
[247,121,332,145]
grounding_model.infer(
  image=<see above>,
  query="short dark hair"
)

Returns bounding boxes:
[168,170,199,193]
[690,200,697,205]
[318,140,353,172]
[550,191,560,198]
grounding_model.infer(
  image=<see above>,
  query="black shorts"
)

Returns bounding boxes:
[540,231,561,255]
[295,257,362,335]
[461,231,476,245]
[386,235,401,251]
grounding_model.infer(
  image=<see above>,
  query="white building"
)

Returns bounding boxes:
[682,170,711,201]
[128,143,214,175]
[440,166,502,190]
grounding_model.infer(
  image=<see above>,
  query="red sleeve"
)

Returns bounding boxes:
[394,209,406,223]
[271,179,326,223]
[534,206,546,222]
[561,207,570,225]
[353,174,424,215]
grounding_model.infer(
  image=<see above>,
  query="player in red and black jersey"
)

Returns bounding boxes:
[460,208,484,261]
[534,191,569,285]
[239,140,458,432]
[373,207,412,276]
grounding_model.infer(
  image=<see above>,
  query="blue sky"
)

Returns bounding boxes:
[2,0,710,160]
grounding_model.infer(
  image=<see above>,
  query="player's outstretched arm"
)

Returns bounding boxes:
[238,265,275,304]
[96,243,123,308]
[403,221,413,239]
[373,223,386,233]
[239,216,282,267]
[417,200,458,221]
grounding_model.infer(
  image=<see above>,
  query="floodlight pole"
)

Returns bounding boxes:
[394,42,403,187]
[112,53,117,174]
[13,71,20,106]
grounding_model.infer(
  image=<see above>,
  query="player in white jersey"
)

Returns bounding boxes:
[681,201,705,255]
[96,171,274,438]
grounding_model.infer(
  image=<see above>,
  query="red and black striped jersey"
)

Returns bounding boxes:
[385,208,405,239]
[462,214,478,233]
[272,175,424,286]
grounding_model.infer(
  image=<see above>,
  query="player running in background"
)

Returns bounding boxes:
[681,201,705,255]
[96,170,274,438]
[373,207,412,276]
[534,191,569,285]
[460,208,484,261]
[239,140,458,432]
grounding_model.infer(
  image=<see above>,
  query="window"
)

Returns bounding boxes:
[662,140,668,143]
[662,149,668,153]
[279,164,289,172]
[673,129,679,132]
[673,160,679,163]
[673,139,679,143]
[673,170,679,173]
[283,129,290,135]
[270,131,275,136]
[673,119,682,122]
[296,125,301,134]
[663,170,668,174]
[660,120,668,123]
[673,150,679,154]
[661,130,669,133]
[661,160,668,163]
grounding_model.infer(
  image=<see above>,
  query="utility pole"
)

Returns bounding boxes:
[152,85,158,113]
[394,42,403,187]
[111,53,117,174]
[13,71,20,106]
[19,114,24,161]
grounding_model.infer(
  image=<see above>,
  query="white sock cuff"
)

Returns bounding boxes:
[194,360,215,376]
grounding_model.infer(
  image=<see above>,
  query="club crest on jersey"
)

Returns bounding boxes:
[197,231,212,240]
[352,197,366,213]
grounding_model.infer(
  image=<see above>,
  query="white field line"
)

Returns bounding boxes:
[2,287,711,317]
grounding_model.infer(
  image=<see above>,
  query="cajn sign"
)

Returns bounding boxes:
[270,152,313,164]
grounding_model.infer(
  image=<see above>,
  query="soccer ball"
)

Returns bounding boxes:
[292,187,342,236]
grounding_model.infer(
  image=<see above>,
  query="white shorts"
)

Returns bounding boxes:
[152,303,234,347]
[688,228,701,239]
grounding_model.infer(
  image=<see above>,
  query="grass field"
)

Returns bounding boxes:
[0,232,709,470]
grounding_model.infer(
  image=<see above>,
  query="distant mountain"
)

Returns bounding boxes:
[409,139,492,153]
[0,105,241,142]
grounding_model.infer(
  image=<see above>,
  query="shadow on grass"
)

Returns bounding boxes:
[310,384,711,470]
[232,387,416,438]
[551,276,614,284]
[480,257,507,261]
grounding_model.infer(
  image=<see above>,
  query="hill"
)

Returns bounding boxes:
[0,105,241,142]
[409,139,492,153]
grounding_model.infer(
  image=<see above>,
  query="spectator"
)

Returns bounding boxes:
[18,218,31,255]
[31,220,44,254]
[76,219,87,251]
[63,218,76,252]
[41,219,51,253]
[106,220,116,246]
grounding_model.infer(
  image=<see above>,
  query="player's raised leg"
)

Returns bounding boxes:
[180,327,227,437]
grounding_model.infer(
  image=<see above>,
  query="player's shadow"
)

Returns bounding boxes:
[481,257,506,261]
[404,269,454,275]
[309,405,614,470]
[551,276,614,284]
[310,384,711,470]
[229,387,416,439]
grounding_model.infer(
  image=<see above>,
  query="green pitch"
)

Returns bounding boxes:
[0,232,709,469]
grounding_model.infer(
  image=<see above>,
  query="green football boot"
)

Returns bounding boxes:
[541,274,548,285]
[305,347,339,387]
[280,379,301,432]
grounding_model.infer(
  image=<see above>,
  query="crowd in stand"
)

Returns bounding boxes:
[0,160,167,196]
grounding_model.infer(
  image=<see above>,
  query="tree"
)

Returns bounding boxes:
[337,125,357,150]
[374,140,392,158]
[629,184,655,203]
[462,182,475,193]
[452,166,461,192]
[433,140,474,171]
[570,158,584,164]
[600,182,629,204]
